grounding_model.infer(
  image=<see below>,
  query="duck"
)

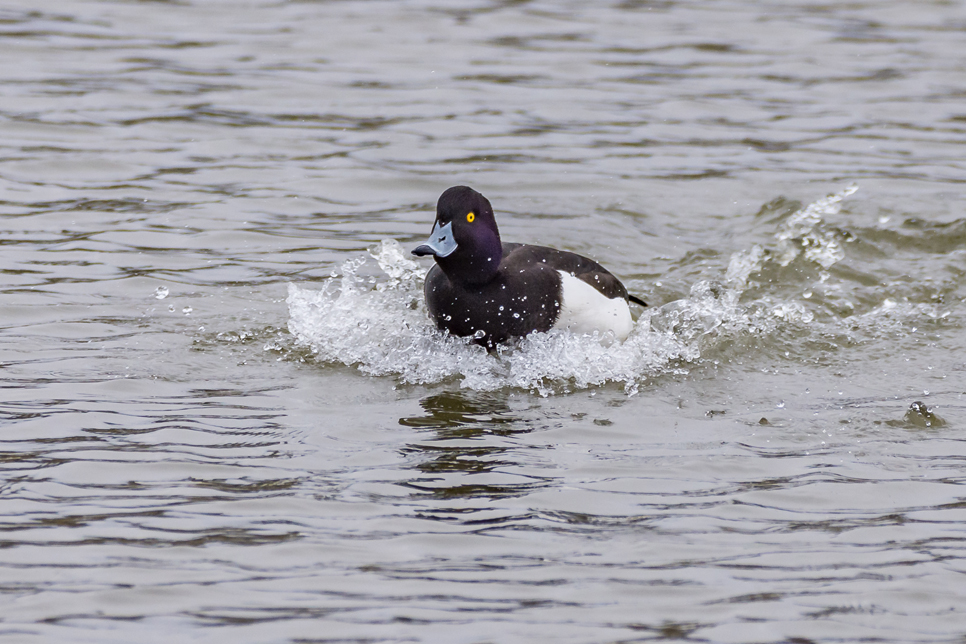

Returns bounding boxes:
[411,186,646,346]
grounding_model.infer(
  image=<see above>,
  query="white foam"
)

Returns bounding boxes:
[286,240,713,395]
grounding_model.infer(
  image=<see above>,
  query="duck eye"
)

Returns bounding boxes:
[466,212,475,223]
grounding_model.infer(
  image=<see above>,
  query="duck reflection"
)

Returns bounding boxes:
[398,390,553,503]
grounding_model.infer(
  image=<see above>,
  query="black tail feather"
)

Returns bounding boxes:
[628,294,648,307]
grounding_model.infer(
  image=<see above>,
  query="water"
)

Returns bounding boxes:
[2,1,965,642]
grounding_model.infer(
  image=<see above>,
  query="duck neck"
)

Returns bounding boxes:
[437,237,502,286]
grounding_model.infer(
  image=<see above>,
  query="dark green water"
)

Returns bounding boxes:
[1,1,964,642]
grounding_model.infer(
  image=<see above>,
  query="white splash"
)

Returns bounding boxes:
[285,185,940,394]
[287,240,727,395]
[776,183,857,268]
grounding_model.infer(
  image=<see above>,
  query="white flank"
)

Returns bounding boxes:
[555,270,633,341]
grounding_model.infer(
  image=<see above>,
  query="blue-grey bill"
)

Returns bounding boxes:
[411,220,457,258]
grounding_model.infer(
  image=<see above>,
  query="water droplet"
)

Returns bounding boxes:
[512,312,520,319]
[154,286,169,300]
[473,329,486,339]
[183,307,192,315]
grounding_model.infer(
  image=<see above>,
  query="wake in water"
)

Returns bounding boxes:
[286,185,949,395]
[286,238,685,395]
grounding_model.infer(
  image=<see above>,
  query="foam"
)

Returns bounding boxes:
[287,238,748,395]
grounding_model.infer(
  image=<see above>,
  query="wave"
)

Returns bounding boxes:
[286,185,950,395]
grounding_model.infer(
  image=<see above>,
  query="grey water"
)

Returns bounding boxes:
[1,1,965,642]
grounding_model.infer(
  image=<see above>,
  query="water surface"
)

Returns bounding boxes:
[1,1,965,642]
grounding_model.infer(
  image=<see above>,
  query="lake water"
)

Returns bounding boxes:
[2,1,965,642]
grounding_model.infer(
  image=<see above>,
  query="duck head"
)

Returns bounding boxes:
[412,186,503,285]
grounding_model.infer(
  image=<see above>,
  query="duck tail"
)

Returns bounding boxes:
[628,294,648,307]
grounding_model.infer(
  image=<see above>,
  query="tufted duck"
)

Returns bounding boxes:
[412,186,646,346]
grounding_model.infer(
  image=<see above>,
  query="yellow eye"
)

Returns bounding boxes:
[466,212,475,223]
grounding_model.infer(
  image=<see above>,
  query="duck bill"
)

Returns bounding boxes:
[411,220,457,258]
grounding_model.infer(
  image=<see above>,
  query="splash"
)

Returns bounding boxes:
[285,186,942,394]
[776,183,857,268]
[287,239,755,395]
